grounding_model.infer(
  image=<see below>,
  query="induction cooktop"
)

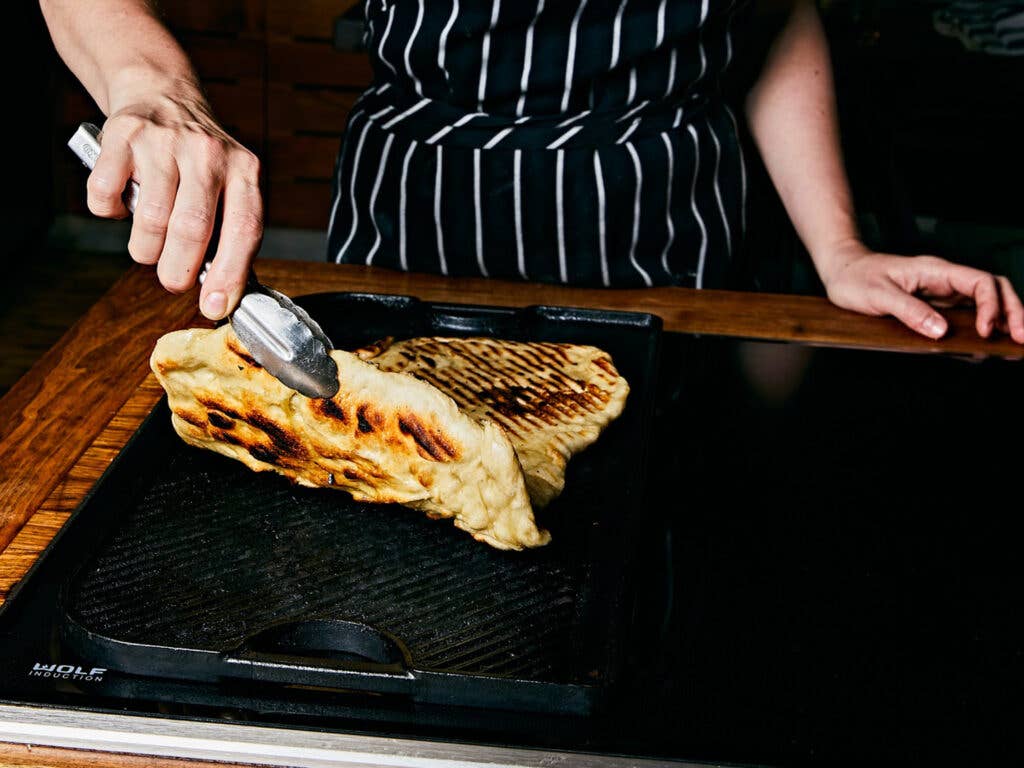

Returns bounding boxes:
[2,324,1023,768]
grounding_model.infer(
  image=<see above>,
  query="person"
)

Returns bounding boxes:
[38,0,1024,344]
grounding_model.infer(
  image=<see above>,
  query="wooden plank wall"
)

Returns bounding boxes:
[50,0,370,232]
[266,0,371,230]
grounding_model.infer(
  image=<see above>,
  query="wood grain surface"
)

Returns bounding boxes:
[0,742,256,768]
[0,375,165,605]
[252,259,1024,357]
[0,267,205,556]
[0,258,1020,767]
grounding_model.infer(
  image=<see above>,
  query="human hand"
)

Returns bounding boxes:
[818,239,1024,344]
[87,78,263,320]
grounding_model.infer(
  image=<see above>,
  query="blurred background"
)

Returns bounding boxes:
[3,0,1023,395]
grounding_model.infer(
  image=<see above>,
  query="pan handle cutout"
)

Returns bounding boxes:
[238,619,408,668]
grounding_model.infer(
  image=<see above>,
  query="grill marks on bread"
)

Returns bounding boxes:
[151,326,547,550]
[356,336,629,508]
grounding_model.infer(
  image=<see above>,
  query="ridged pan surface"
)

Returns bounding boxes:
[63,294,660,703]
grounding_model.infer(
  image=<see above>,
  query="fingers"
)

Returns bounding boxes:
[156,149,223,294]
[892,256,1024,342]
[879,287,949,340]
[907,258,1001,337]
[996,275,1024,344]
[200,154,263,320]
[126,151,178,266]
[86,129,133,220]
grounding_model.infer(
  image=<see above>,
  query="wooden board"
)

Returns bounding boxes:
[0,267,204,557]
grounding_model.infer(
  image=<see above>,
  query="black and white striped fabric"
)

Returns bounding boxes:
[327,0,752,288]
[933,0,1024,56]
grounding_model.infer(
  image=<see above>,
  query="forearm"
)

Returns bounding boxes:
[39,0,203,115]
[744,0,858,285]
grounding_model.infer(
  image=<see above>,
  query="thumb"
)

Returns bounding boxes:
[880,287,949,340]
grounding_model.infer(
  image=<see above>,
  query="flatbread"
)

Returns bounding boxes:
[150,325,549,550]
[355,336,630,508]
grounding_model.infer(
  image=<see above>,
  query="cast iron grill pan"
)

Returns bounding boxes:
[61,294,660,714]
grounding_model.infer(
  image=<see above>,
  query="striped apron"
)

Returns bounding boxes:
[327,0,751,289]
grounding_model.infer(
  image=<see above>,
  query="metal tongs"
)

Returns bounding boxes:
[68,122,339,399]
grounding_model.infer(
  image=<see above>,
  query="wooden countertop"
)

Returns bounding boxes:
[0,259,1020,767]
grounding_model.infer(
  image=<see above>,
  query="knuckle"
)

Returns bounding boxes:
[86,173,118,202]
[137,201,170,232]
[169,207,214,244]
[233,150,261,181]
[86,195,117,217]
[191,133,229,165]
[226,207,264,241]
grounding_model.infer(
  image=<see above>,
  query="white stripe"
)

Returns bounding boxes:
[624,142,653,286]
[723,10,746,235]
[516,0,546,117]
[437,0,459,83]
[326,111,366,241]
[615,99,648,123]
[610,0,629,68]
[378,6,398,77]
[557,109,592,128]
[725,22,734,68]
[364,133,395,265]
[560,0,589,113]
[473,149,488,277]
[694,0,709,93]
[398,140,417,271]
[724,103,747,235]
[515,115,531,124]
[593,151,609,287]
[697,39,707,82]
[664,48,677,97]
[483,127,513,149]
[658,133,675,277]
[708,117,732,259]
[672,105,683,128]
[433,145,448,275]
[656,0,667,46]
[376,82,392,96]
[335,110,390,262]
[627,68,637,104]
[381,98,430,129]
[478,0,502,110]
[687,124,708,289]
[370,105,396,121]
[616,118,640,145]
[546,124,583,150]
[426,112,484,144]
[556,149,567,283]
[404,0,426,97]
[513,149,527,279]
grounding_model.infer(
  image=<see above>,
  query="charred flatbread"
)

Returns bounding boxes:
[151,325,549,550]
